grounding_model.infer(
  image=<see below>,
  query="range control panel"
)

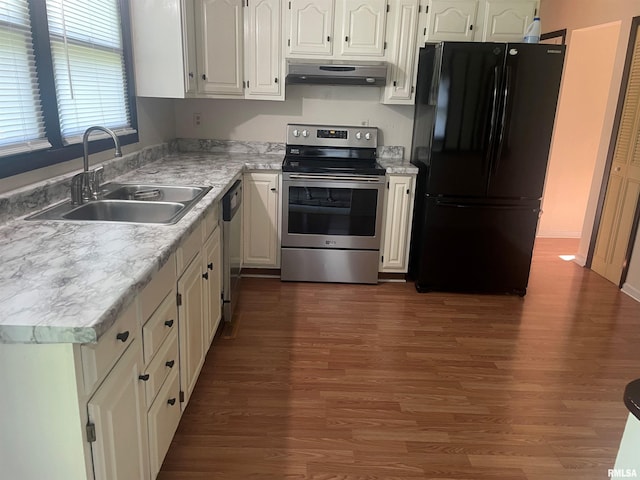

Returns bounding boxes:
[286,124,378,148]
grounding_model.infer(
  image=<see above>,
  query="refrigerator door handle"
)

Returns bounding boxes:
[428,47,444,105]
[435,201,538,211]
[486,66,501,172]
[494,66,512,174]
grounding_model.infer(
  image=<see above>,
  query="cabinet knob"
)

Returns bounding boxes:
[270,187,277,192]
[345,36,349,42]
[202,74,207,80]
[166,360,175,369]
[138,374,150,381]
[208,262,214,270]
[202,272,209,280]
[188,72,194,78]
[274,77,278,84]
[164,319,174,328]
[167,398,176,406]
[327,35,330,42]
[116,331,129,343]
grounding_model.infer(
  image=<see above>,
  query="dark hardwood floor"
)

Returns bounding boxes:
[159,238,640,479]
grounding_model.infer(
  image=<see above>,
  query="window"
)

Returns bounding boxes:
[0,0,137,179]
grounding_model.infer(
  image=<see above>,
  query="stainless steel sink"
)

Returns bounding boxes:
[104,184,206,203]
[62,200,185,223]
[26,183,212,225]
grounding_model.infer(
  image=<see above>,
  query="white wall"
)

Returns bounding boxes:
[0,97,176,195]
[174,86,415,152]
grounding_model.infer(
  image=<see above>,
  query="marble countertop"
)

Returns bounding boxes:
[0,152,281,344]
[0,147,416,345]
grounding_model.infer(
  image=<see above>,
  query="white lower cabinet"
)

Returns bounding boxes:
[88,338,150,480]
[380,174,416,273]
[203,225,223,344]
[243,172,280,267]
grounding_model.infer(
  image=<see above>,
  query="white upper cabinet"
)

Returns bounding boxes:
[382,0,420,104]
[425,0,478,42]
[195,0,244,96]
[245,0,284,99]
[288,0,335,56]
[477,0,537,42]
[286,0,388,59]
[339,0,388,57]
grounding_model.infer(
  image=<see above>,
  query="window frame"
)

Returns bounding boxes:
[0,0,138,180]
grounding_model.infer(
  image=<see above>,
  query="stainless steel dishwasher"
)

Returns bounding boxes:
[222,179,242,322]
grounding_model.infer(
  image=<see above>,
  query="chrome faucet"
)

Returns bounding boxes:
[71,126,122,205]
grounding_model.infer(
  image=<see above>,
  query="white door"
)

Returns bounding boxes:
[426,0,477,42]
[196,0,244,95]
[339,0,387,57]
[203,226,223,344]
[288,0,334,56]
[177,252,206,409]
[383,0,419,104]
[87,340,149,480]
[243,172,280,267]
[481,0,537,42]
[381,175,415,272]
[592,29,640,285]
[245,0,283,99]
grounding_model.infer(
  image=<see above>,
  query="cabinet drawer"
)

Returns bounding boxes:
[202,202,220,240]
[143,329,179,408]
[177,223,202,274]
[148,367,181,479]
[81,301,138,395]
[139,254,176,322]
[142,290,178,365]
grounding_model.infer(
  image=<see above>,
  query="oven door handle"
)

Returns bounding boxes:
[286,173,384,183]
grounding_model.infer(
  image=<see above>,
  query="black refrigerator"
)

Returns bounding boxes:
[409,42,565,296]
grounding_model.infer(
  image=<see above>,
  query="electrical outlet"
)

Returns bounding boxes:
[193,113,202,127]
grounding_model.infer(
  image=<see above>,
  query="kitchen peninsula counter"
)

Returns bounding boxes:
[0,149,281,344]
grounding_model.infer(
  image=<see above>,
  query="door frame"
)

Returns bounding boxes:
[587,16,640,288]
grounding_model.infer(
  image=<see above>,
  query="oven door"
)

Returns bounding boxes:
[282,173,385,250]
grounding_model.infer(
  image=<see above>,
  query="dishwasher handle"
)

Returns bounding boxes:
[222,179,242,221]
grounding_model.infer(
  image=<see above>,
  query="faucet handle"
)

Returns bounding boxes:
[71,173,86,205]
[90,166,104,199]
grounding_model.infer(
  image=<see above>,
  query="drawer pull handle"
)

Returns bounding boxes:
[166,360,175,369]
[138,374,150,381]
[202,272,209,280]
[167,398,177,406]
[116,331,129,343]
[164,319,174,328]
[208,262,214,270]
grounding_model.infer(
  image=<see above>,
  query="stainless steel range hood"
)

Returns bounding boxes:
[286,60,387,86]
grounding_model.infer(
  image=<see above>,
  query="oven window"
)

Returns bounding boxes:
[287,186,378,236]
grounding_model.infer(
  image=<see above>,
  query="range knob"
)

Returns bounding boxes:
[292,129,300,137]
[355,131,362,140]
[302,129,309,138]
[365,132,371,140]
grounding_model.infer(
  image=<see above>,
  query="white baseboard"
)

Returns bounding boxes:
[622,282,640,303]
[536,231,582,238]
[574,254,587,267]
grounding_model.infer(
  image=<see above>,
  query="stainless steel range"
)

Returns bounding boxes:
[281,124,386,284]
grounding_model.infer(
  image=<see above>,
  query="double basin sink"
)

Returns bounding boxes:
[27,183,212,225]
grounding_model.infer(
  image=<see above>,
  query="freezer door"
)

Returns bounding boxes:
[423,42,506,196]
[414,197,540,295]
[488,43,565,199]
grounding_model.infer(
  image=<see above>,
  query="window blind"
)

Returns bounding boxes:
[0,0,51,156]
[46,0,135,144]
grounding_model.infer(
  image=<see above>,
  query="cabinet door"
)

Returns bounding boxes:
[177,251,206,409]
[243,172,280,267]
[245,0,283,99]
[381,175,416,272]
[183,0,198,94]
[288,0,334,56]
[195,0,244,95]
[87,340,149,480]
[203,226,222,345]
[339,0,387,57]
[480,0,537,42]
[382,0,419,104]
[426,0,477,41]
